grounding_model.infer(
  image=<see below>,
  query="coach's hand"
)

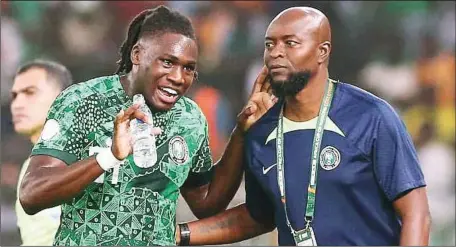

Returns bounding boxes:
[237,66,278,132]
[111,104,162,160]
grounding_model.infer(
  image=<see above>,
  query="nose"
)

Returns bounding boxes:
[268,43,285,59]
[11,95,25,113]
[167,66,185,85]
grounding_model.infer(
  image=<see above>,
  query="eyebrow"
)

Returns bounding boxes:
[11,85,38,94]
[163,53,196,66]
[265,34,299,40]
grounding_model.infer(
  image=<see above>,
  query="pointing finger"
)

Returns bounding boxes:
[251,66,269,96]
[121,104,140,122]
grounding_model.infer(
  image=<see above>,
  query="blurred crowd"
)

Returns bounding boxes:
[1,1,454,246]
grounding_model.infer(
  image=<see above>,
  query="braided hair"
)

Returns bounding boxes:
[115,5,196,74]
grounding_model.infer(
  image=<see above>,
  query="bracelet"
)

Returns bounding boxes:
[179,223,191,246]
[95,149,124,171]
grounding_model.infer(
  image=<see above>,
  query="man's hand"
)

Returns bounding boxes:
[180,68,275,218]
[111,104,162,160]
[237,66,278,132]
[175,224,181,245]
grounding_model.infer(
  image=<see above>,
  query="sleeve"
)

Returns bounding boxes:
[245,145,275,225]
[182,116,214,188]
[245,167,275,225]
[30,85,86,165]
[373,104,426,201]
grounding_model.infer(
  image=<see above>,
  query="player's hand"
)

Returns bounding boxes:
[111,104,162,160]
[175,224,181,245]
[237,66,278,132]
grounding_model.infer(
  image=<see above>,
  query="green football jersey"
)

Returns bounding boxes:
[31,75,213,246]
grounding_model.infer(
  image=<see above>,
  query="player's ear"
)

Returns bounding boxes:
[193,71,199,83]
[318,41,331,64]
[131,43,141,65]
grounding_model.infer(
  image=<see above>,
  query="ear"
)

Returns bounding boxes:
[318,41,331,64]
[130,43,141,65]
[193,71,199,83]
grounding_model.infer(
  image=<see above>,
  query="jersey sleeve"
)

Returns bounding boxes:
[244,143,275,225]
[245,167,275,225]
[30,85,86,165]
[183,112,214,188]
[373,104,426,201]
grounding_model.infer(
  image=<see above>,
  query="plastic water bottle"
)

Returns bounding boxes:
[130,94,157,168]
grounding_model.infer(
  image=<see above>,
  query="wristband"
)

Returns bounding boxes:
[95,149,124,171]
[179,223,190,246]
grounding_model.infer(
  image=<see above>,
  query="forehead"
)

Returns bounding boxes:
[266,15,318,40]
[12,68,49,91]
[142,33,198,62]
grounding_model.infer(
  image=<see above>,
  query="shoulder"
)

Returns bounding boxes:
[334,82,407,144]
[335,82,402,125]
[336,82,387,109]
[56,75,117,105]
[48,76,121,122]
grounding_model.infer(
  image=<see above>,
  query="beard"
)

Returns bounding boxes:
[270,70,311,98]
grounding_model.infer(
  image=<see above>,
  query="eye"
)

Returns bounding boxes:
[25,89,36,96]
[162,59,173,68]
[184,65,195,72]
[265,42,274,49]
[286,40,298,47]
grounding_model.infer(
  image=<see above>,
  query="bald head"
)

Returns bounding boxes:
[269,7,331,44]
[264,7,332,97]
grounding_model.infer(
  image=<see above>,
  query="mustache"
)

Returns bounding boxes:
[269,70,311,98]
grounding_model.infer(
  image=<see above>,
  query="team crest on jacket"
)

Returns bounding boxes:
[169,136,189,164]
[40,119,60,141]
[320,146,341,170]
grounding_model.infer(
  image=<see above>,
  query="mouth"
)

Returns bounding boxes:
[157,86,180,104]
[12,114,27,123]
[269,65,288,72]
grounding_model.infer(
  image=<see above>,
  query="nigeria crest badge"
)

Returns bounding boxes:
[320,146,341,170]
[169,136,189,165]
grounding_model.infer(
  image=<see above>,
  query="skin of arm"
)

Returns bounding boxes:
[176,204,275,245]
[179,126,246,219]
[19,156,104,215]
[393,187,431,246]
[20,104,151,215]
[180,67,275,218]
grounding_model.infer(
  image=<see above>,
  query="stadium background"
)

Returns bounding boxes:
[1,1,454,246]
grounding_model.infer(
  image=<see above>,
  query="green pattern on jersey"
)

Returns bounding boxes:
[31,75,213,246]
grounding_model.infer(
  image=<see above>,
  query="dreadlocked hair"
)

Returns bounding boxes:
[116,5,196,74]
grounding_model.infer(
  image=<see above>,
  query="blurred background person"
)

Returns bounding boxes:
[10,59,73,245]
[1,1,454,246]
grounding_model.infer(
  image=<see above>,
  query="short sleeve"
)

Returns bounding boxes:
[191,118,213,173]
[183,117,214,188]
[373,104,426,201]
[245,166,275,225]
[30,85,86,165]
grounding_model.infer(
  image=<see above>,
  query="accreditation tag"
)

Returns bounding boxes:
[293,227,317,246]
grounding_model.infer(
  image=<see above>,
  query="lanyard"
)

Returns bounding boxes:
[276,79,336,234]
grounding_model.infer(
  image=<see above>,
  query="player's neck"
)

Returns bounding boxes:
[284,71,328,122]
[30,128,42,145]
[119,73,136,97]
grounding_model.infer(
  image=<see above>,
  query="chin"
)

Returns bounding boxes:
[269,70,311,97]
[14,126,34,137]
[270,73,289,82]
[148,97,177,112]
